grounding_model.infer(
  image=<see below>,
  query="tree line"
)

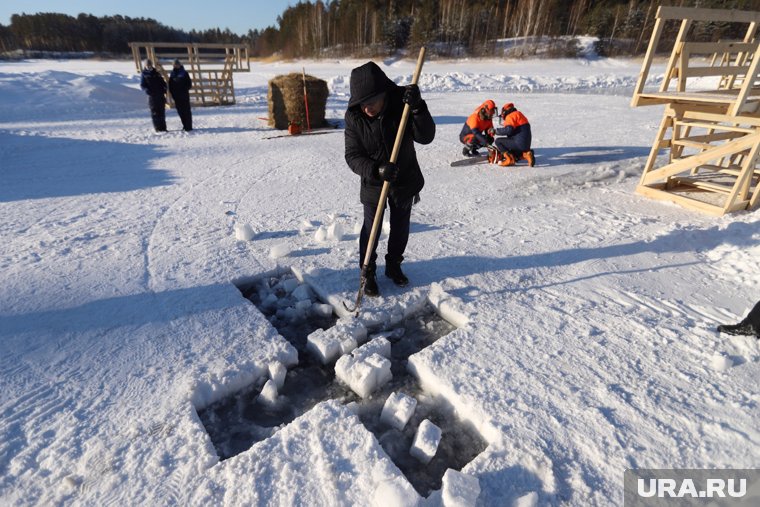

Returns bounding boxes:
[2,0,759,59]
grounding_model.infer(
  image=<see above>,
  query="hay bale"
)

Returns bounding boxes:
[268,73,329,130]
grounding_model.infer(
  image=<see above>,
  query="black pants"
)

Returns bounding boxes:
[495,135,530,157]
[747,300,760,329]
[359,198,412,267]
[148,96,166,132]
[174,98,192,131]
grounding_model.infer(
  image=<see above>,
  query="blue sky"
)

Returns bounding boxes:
[1,0,297,34]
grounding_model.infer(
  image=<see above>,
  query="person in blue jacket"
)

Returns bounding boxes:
[169,59,193,131]
[493,102,534,167]
[140,59,167,132]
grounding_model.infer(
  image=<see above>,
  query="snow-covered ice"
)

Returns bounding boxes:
[306,329,342,364]
[257,379,278,406]
[335,337,393,398]
[380,391,418,430]
[269,242,291,258]
[441,468,481,507]
[268,361,287,390]
[327,221,344,241]
[1,55,758,506]
[306,316,366,364]
[234,222,255,241]
[410,419,442,464]
[335,352,393,399]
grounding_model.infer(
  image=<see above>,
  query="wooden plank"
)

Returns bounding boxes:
[726,22,759,89]
[643,133,760,184]
[681,109,760,127]
[632,15,665,107]
[732,142,760,203]
[636,184,727,215]
[673,131,745,144]
[684,41,758,54]
[661,22,691,93]
[638,90,758,103]
[697,164,748,175]
[730,43,760,116]
[670,177,734,193]
[657,6,760,24]
[639,113,673,185]
[672,139,719,150]
[681,65,749,79]
[750,179,760,209]
[674,120,757,134]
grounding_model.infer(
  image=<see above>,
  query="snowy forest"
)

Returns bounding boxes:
[1,0,759,58]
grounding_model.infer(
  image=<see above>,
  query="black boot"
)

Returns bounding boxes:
[717,321,757,336]
[385,255,409,287]
[462,144,479,157]
[363,264,379,297]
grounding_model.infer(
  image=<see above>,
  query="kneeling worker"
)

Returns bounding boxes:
[493,102,534,167]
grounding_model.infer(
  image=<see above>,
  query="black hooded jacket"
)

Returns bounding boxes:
[169,65,192,102]
[344,62,436,207]
[140,68,166,98]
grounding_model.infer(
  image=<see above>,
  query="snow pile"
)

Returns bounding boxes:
[410,419,442,464]
[334,337,392,398]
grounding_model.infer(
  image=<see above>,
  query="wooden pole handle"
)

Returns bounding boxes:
[361,47,426,271]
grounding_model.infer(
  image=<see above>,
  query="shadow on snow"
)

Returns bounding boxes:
[0,131,175,202]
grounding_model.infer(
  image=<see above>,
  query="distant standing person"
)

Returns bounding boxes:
[140,59,167,132]
[169,59,193,131]
[344,61,436,297]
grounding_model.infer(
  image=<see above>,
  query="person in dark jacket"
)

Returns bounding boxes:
[344,61,436,297]
[169,59,193,131]
[140,59,167,132]
[493,102,534,167]
[717,300,760,337]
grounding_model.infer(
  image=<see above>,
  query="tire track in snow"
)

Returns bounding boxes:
[143,144,289,291]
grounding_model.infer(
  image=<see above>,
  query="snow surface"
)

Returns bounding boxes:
[1,55,759,506]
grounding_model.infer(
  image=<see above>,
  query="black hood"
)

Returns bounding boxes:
[347,61,395,108]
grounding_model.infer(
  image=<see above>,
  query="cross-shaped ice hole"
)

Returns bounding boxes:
[198,269,487,497]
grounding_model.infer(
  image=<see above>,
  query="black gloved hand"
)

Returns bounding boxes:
[377,162,399,182]
[402,84,422,111]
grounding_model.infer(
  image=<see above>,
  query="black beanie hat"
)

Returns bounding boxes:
[348,61,394,108]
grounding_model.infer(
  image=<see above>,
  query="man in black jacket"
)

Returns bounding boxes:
[140,59,167,132]
[344,61,436,297]
[169,59,193,131]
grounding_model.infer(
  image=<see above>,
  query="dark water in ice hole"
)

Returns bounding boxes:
[198,274,488,496]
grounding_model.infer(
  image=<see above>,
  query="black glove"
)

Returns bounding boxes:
[377,162,399,182]
[402,84,422,111]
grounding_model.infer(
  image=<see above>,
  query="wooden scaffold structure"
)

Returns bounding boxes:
[631,6,760,215]
[129,42,250,107]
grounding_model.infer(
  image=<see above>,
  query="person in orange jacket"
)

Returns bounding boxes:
[459,100,497,157]
[493,102,534,167]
